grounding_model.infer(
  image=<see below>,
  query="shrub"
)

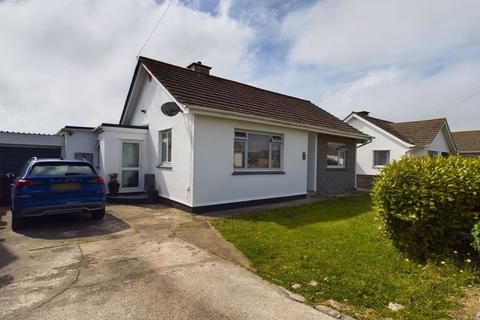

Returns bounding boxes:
[372,156,480,258]
[472,223,480,254]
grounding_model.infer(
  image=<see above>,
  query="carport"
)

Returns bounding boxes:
[0,131,64,205]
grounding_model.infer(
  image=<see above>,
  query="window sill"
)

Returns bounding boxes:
[156,164,173,169]
[372,165,386,169]
[232,170,285,175]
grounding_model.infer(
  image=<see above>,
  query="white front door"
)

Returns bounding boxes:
[120,141,142,192]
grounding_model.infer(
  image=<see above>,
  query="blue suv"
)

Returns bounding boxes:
[10,158,106,230]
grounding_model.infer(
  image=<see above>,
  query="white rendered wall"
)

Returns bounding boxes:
[347,117,410,175]
[123,68,194,206]
[96,127,149,192]
[64,130,97,163]
[192,114,308,207]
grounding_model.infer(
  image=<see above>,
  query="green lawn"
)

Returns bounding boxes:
[213,195,478,319]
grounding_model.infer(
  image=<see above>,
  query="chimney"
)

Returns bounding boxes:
[187,61,212,75]
[355,111,370,117]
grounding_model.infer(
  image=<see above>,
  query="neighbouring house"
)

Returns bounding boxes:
[452,130,480,157]
[344,111,457,189]
[0,57,368,211]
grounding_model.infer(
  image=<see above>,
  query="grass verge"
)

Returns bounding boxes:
[213,195,478,319]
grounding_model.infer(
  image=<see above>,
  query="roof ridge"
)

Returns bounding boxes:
[452,129,480,133]
[393,117,446,125]
[352,112,393,123]
[367,115,393,123]
[138,56,311,103]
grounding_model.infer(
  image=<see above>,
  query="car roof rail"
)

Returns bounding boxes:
[30,156,38,161]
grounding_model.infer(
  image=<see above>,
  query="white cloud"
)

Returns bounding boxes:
[320,59,480,130]
[270,0,480,130]
[282,0,480,71]
[1,0,479,134]
[0,0,254,133]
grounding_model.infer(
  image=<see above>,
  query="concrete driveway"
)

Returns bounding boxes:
[0,205,335,320]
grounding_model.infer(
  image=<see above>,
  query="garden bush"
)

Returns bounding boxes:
[472,222,480,255]
[372,156,480,259]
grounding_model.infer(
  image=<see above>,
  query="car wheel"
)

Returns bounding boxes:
[91,208,105,220]
[11,214,25,231]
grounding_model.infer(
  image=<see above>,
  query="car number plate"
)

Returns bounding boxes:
[50,183,81,191]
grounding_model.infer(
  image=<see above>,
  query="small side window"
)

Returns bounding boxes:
[373,150,390,166]
[160,129,172,164]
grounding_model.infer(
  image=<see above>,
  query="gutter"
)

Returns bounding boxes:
[187,105,369,141]
[356,136,374,148]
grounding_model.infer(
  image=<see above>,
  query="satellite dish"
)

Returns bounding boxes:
[161,102,182,117]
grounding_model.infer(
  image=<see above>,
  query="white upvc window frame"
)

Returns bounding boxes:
[158,128,172,167]
[233,130,284,172]
[326,142,347,169]
[373,150,390,168]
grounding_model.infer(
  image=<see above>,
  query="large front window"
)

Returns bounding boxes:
[327,142,346,168]
[234,131,283,170]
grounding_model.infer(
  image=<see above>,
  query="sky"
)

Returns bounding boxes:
[0,0,479,134]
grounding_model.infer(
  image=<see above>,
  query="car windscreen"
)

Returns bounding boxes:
[30,163,96,177]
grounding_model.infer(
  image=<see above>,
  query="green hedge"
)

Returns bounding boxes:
[472,223,480,254]
[372,156,480,259]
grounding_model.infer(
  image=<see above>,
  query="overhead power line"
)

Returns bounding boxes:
[137,0,174,58]
[431,84,480,117]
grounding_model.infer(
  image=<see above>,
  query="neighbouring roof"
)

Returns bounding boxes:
[125,56,366,139]
[0,130,58,136]
[452,130,480,153]
[352,112,446,146]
